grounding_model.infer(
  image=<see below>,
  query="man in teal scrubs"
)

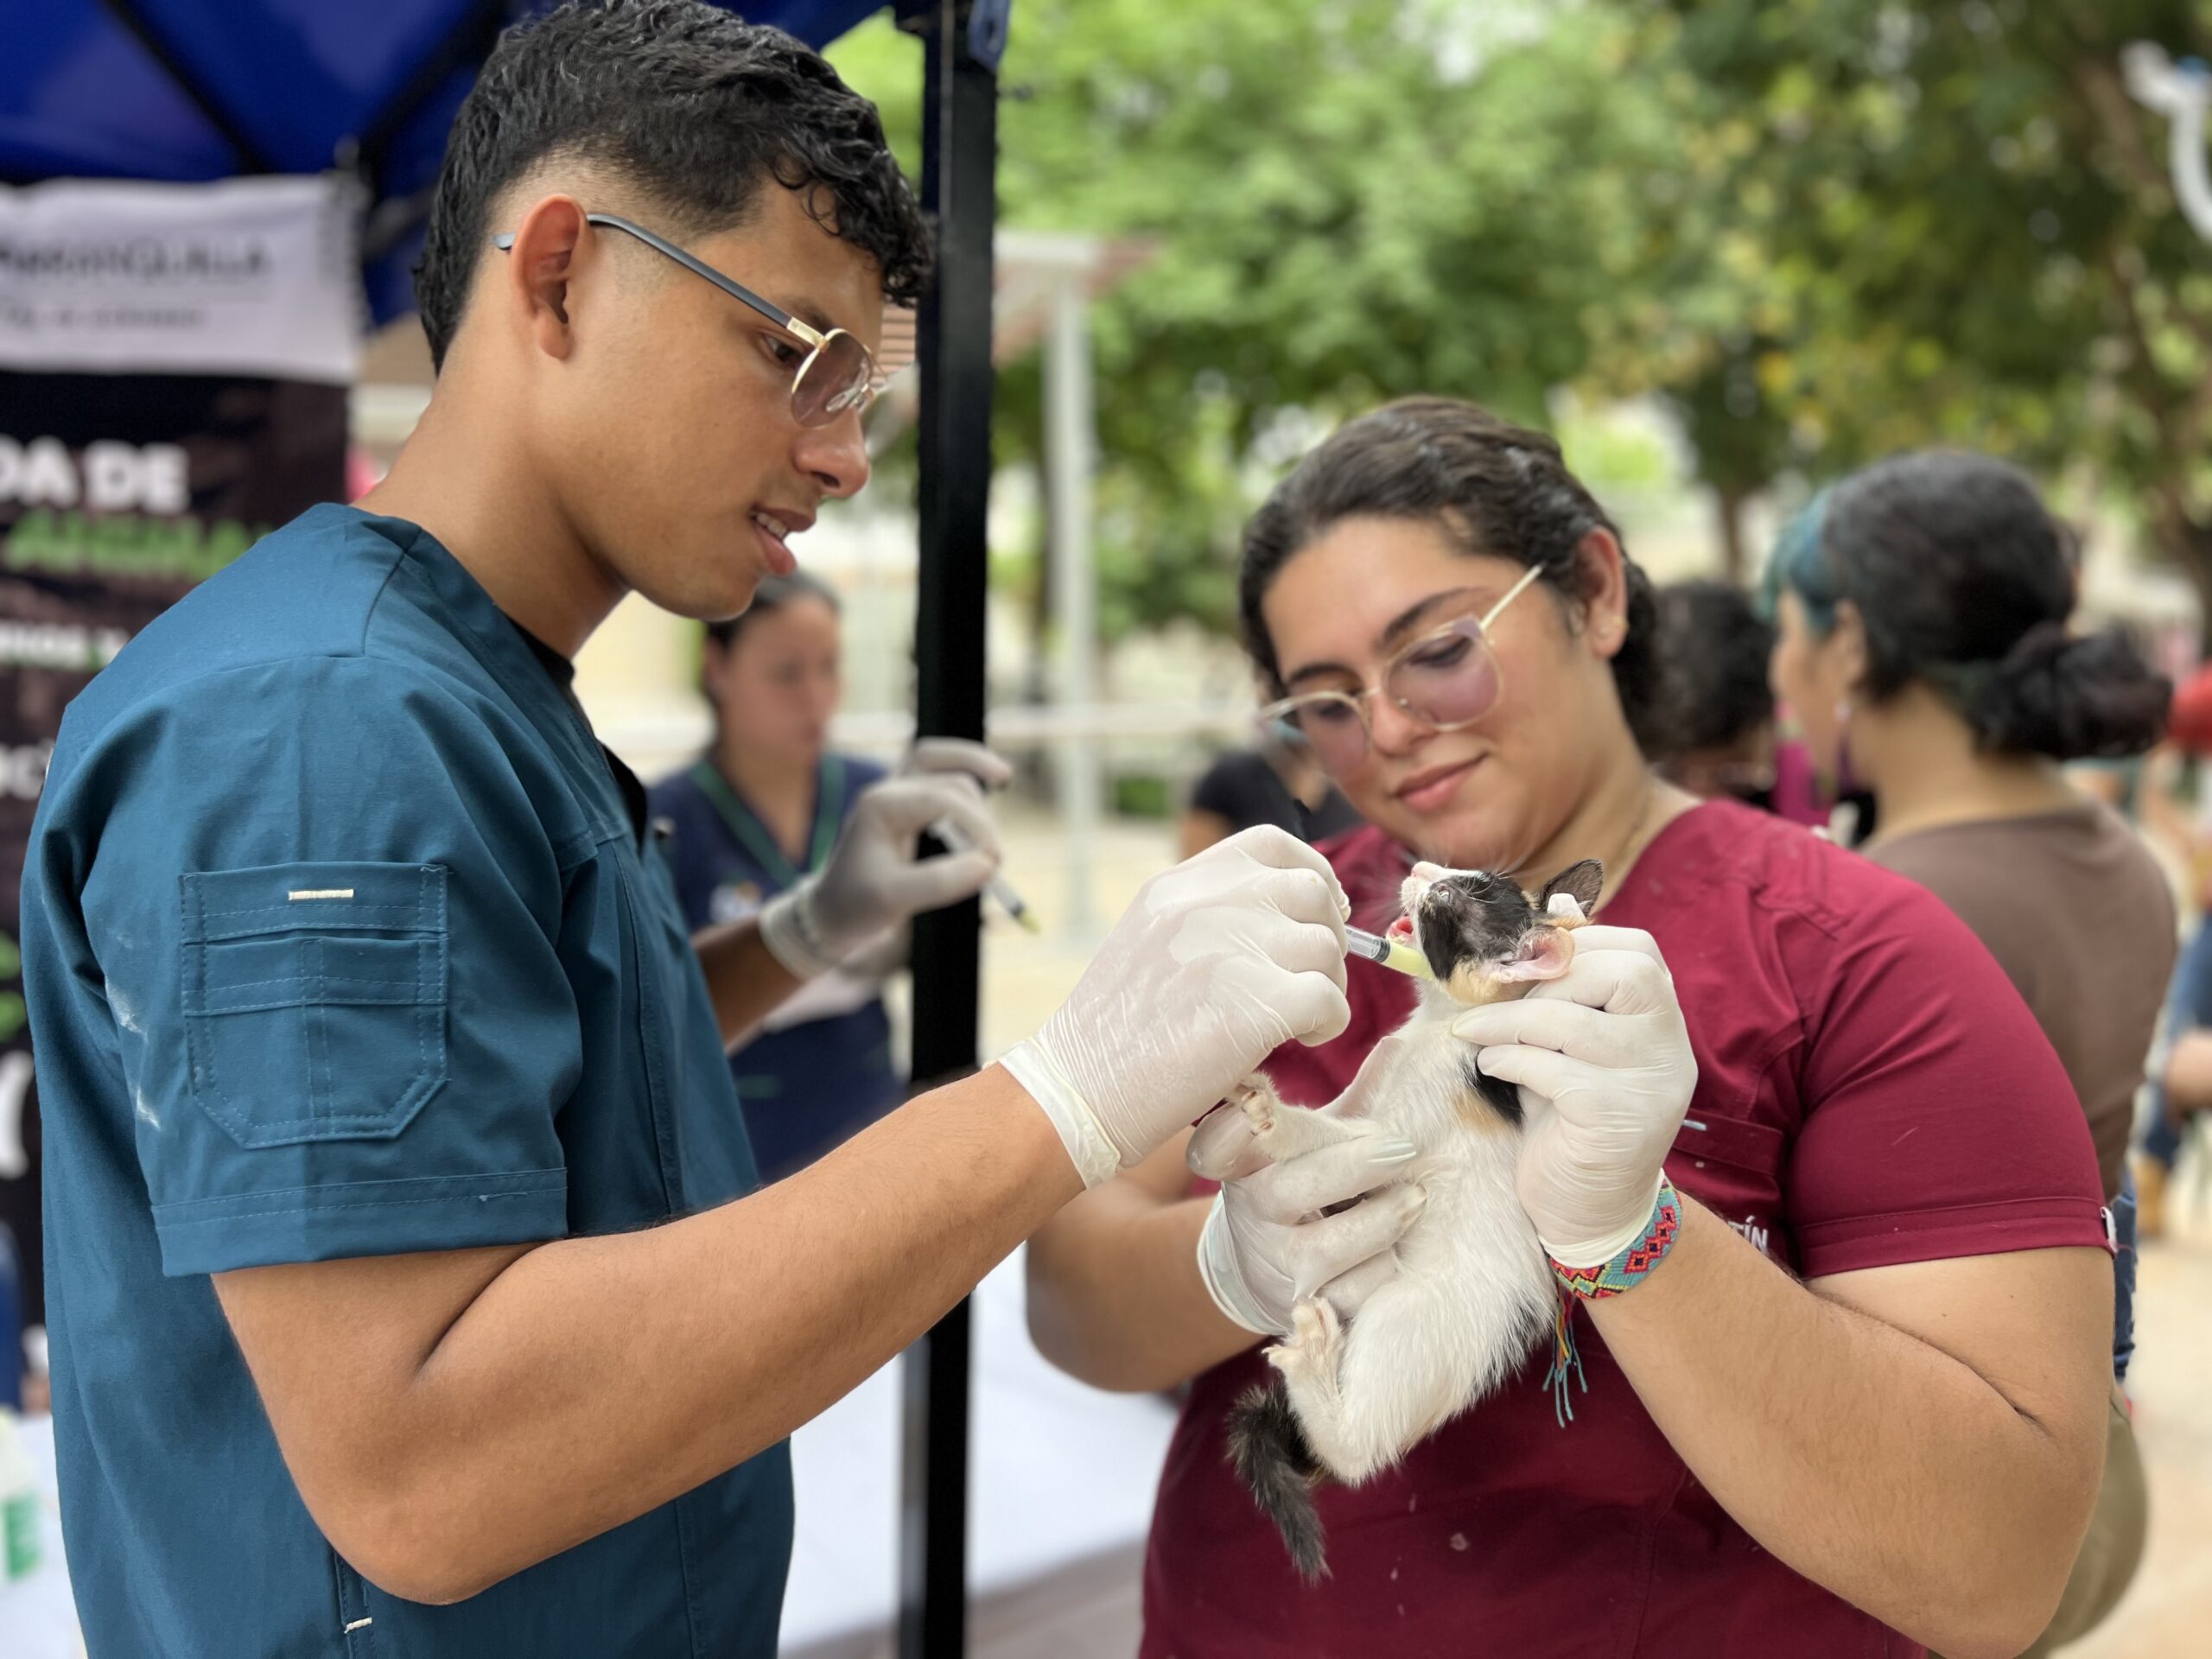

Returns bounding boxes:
[19,5,1401,1656]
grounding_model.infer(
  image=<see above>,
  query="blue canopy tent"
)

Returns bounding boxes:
[0,3,1007,1652]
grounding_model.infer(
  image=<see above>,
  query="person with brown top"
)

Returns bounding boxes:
[1767,448,2173,1658]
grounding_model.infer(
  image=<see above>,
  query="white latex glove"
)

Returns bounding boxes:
[1000,826,1353,1186]
[1185,1088,1427,1336]
[758,739,1012,980]
[1447,925,1696,1268]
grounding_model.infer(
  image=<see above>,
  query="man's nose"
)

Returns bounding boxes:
[794,410,871,501]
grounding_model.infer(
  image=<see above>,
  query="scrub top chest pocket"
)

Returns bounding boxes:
[179,862,448,1148]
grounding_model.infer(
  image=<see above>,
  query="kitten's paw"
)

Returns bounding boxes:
[1267,1297,1344,1387]
[1230,1074,1283,1138]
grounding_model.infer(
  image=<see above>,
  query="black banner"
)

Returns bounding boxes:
[0,371,346,1340]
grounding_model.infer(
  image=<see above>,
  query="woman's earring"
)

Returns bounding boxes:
[1832,697,1858,795]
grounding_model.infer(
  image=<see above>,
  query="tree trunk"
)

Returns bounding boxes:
[2145,493,2212,658]
[1713,484,1750,588]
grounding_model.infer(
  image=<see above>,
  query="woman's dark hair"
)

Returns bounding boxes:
[1649,581,1776,755]
[415,0,932,371]
[1238,397,1662,748]
[1771,450,2170,761]
[704,572,841,654]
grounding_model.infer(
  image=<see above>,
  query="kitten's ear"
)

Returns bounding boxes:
[1540,858,1605,918]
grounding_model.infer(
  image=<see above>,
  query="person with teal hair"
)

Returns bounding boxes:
[1767,448,2171,1656]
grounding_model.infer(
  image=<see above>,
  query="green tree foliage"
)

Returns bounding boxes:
[835,1,1694,640]
[836,2,2212,632]
[1647,0,2212,615]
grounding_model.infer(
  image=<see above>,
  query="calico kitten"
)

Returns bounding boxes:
[1224,857,1605,1581]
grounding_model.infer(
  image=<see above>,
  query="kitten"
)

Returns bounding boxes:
[1224,857,1605,1581]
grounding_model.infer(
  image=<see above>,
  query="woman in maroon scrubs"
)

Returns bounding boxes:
[1027,398,2114,1659]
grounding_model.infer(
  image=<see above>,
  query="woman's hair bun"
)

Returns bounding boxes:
[1964,620,2171,761]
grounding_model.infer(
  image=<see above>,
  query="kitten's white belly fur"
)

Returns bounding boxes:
[1244,1010,1557,1484]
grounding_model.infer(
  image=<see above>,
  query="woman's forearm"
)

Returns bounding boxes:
[1027,1165,1255,1392]
[1590,1201,2108,1659]
[692,918,803,1047]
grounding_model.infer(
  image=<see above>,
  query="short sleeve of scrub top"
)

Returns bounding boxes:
[76,652,577,1276]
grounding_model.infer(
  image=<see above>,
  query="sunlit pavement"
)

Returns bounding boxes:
[2075,1178,2212,1658]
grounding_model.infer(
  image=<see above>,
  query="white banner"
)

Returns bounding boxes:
[0,175,359,385]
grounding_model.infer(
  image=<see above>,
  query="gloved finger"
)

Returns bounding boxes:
[877,849,1000,916]
[1187,1104,1268,1180]
[1522,948,1681,1020]
[1285,1183,1427,1302]
[902,737,1014,789]
[1316,1249,1399,1319]
[1216,824,1350,903]
[1243,912,1350,985]
[1248,868,1352,944]
[1463,1041,1581,1103]
[1450,996,1629,1065]
[859,776,1004,860]
[1236,1129,1418,1223]
[1280,966,1352,1048]
[1549,925,1668,969]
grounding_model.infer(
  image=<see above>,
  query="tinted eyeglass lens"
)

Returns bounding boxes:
[1289,696,1371,775]
[1388,620,1501,727]
[792,331,875,426]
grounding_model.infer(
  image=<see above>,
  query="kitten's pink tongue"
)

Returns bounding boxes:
[1388,916,1414,940]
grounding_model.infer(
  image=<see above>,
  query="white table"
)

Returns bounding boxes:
[0,1249,1175,1658]
[1,1409,79,1659]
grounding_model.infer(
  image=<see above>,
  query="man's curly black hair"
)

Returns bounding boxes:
[413,0,931,372]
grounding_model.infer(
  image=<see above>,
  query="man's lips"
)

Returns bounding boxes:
[750,506,814,576]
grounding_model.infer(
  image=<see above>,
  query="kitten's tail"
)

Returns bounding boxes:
[1227,1380,1329,1582]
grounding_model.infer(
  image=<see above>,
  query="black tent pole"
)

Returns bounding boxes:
[895,3,1007,1657]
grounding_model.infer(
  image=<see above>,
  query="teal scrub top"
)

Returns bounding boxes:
[19,505,791,1657]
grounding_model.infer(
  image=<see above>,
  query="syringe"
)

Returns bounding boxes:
[1344,924,1433,981]
[930,817,1042,933]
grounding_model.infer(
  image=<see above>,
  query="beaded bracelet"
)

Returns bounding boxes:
[1548,1178,1682,1301]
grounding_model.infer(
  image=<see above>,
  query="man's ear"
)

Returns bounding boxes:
[500,194,590,363]
[1539,858,1604,917]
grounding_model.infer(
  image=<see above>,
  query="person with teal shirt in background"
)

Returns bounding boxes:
[651,575,903,1181]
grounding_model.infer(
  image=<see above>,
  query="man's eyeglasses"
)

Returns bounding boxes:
[493,212,880,429]
[1258,563,1544,776]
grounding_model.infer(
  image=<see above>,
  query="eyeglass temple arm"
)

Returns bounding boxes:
[491,213,827,347]
[1481,561,1546,626]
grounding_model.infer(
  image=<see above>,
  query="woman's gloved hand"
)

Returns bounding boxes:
[1185,1089,1426,1335]
[1448,925,1697,1268]
[757,739,1011,980]
[1001,827,1353,1186]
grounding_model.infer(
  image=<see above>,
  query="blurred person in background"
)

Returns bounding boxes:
[1028,397,2113,1659]
[649,575,903,1182]
[1768,450,2170,1656]
[1647,579,1778,805]
[2131,666,2212,1236]
[1180,696,1363,859]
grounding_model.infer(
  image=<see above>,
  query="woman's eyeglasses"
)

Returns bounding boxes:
[492,212,880,429]
[1258,563,1544,776]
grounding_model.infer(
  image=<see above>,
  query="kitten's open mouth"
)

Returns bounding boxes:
[1387,915,1415,941]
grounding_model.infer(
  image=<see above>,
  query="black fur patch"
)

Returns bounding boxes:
[1464,1051,1522,1124]
[1227,1381,1331,1581]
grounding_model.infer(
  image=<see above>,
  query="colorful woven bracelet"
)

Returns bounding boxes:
[1548,1178,1681,1300]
